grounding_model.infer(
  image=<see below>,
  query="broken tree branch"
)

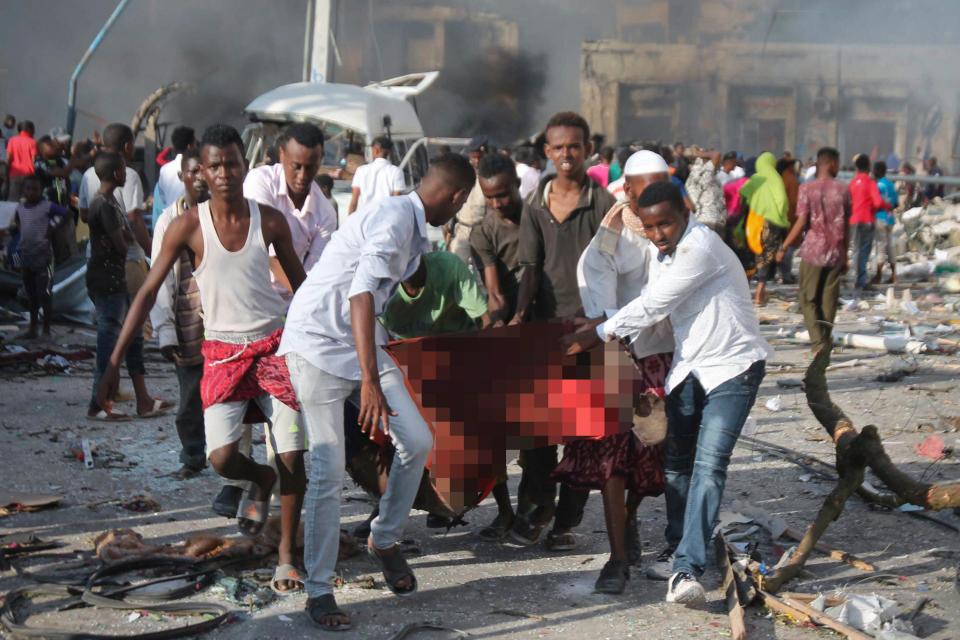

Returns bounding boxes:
[766,341,960,592]
[762,591,873,640]
[782,528,876,572]
[715,534,748,640]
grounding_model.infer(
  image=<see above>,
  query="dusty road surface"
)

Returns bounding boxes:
[1,281,959,639]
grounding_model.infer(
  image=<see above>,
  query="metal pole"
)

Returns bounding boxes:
[837,171,960,188]
[66,0,132,138]
[302,0,316,83]
[308,0,334,83]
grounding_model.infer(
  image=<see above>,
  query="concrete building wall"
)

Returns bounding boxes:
[582,40,960,168]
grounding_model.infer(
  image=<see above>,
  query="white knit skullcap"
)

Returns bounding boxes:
[623,150,670,176]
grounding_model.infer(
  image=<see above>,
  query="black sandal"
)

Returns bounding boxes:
[594,559,630,594]
[306,594,352,632]
[367,540,418,597]
[478,512,515,540]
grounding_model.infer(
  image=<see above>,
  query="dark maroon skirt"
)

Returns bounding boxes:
[551,352,671,495]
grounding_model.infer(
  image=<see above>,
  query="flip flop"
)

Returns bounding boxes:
[271,564,306,596]
[86,409,131,422]
[306,594,352,632]
[137,398,174,418]
[236,474,275,537]
[367,539,418,597]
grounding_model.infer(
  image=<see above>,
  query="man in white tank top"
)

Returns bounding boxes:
[279,154,476,630]
[96,125,310,596]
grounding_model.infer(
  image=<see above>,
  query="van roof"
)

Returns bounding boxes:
[244,81,425,139]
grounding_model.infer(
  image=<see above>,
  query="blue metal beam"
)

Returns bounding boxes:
[66,0,132,138]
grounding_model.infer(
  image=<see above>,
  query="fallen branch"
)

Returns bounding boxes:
[766,343,960,592]
[781,528,875,573]
[763,451,866,592]
[758,590,812,624]
[715,534,748,640]
[760,591,872,640]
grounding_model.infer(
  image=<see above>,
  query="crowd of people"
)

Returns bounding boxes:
[0,106,949,631]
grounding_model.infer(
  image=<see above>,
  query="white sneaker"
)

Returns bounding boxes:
[666,571,706,605]
[644,545,676,581]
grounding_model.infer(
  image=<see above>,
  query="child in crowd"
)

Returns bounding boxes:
[85,151,144,421]
[11,175,69,337]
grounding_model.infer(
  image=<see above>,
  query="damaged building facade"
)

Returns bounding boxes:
[581,0,960,166]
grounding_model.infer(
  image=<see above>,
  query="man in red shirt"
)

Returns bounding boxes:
[847,153,885,292]
[6,120,37,202]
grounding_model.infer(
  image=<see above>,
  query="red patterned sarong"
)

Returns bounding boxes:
[200,328,299,411]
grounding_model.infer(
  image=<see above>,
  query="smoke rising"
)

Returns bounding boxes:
[3,0,960,160]
[0,0,305,141]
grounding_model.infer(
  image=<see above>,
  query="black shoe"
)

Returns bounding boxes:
[509,516,548,546]
[594,559,629,594]
[172,464,204,481]
[211,485,243,519]
[426,514,453,529]
[544,529,577,551]
[478,511,515,541]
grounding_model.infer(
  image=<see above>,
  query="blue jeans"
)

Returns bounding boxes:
[286,352,433,598]
[665,361,765,577]
[90,292,144,412]
[853,223,875,290]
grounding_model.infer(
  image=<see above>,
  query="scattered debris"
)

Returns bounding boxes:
[795,330,934,354]
[915,434,948,460]
[761,591,873,640]
[94,528,273,564]
[211,575,275,609]
[120,494,162,513]
[765,395,784,412]
[352,574,377,589]
[877,359,920,383]
[491,609,546,621]
[0,490,62,516]
[715,534,748,640]
[388,622,471,640]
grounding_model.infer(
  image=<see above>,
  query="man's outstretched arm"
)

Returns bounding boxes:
[261,206,307,293]
[96,213,197,409]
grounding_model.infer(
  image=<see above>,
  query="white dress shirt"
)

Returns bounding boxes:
[516,163,541,200]
[243,163,338,300]
[716,166,745,186]
[279,192,431,380]
[156,154,186,211]
[597,220,771,393]
[577,211,673,360]
[352,157,406,209]
[149,198,187,349]
[78,165,146,263]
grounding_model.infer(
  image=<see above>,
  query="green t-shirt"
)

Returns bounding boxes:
[381,252,488,339]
